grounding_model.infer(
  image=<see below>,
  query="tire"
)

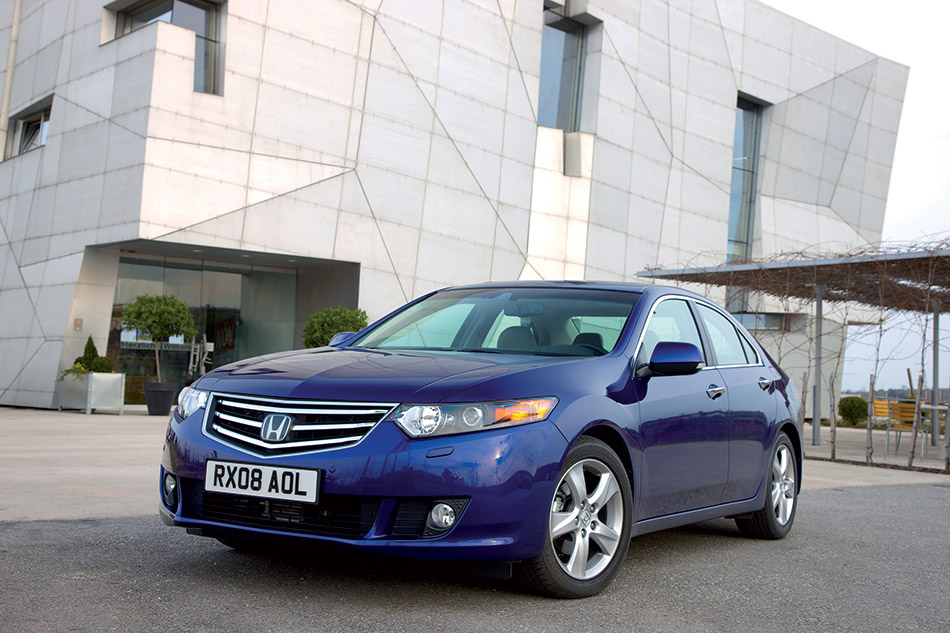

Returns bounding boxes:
[518,436,632,598]
[736,432,798,539]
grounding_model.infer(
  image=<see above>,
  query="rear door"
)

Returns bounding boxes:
[694,303,775,504]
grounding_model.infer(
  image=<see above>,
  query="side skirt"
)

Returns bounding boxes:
[629,494,765,538]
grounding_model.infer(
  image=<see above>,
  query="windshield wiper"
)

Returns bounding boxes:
[453,348,507,354]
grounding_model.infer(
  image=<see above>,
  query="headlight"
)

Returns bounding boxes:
[388,397,557,438]
[177,387,209,419]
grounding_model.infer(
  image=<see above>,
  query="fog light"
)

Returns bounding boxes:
[163,472,178,509]
[428,502,456,529]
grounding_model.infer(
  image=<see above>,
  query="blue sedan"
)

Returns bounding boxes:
[161,282,802,598]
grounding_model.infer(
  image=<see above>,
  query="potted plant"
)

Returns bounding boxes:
[58,336,125,414]
[122,294,197,415]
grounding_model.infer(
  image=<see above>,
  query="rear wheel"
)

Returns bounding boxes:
[519,436,632,598]
[736,433,797,539]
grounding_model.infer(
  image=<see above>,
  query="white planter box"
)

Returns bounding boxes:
[58,373,126,415]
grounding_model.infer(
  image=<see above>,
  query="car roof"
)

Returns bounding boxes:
[437,280,704,299]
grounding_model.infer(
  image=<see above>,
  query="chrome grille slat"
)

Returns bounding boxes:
[293,422,376,431]
[217,399,390,416]
[212,424,363,449]
[215,411,262,428]
[204,393,396,457]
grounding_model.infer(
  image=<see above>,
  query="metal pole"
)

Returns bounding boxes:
[867,373,875,464]
[932,308,939,447]
[812,284,824,446]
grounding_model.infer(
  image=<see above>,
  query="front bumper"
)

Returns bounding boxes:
[160,406,568,561]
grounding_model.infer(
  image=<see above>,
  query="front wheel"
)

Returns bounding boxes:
[518,436,632,598]
[736,432,798,539]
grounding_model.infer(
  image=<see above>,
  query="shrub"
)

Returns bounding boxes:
[303,306,368,348]
[838,395,868,427]
[75,336,99,369]
[61,336,113,379]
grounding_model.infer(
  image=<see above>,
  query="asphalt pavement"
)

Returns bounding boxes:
[1,406,948,632]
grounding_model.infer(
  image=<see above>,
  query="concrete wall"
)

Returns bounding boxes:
[0,0,908,406]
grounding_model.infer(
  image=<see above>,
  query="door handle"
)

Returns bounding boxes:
[706,384,725,400]
[758,377,773,391]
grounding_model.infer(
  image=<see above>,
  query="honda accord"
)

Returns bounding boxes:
[160,281,801,598]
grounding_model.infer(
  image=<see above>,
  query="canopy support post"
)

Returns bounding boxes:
[933,307,939,446]
[812,284,824,446]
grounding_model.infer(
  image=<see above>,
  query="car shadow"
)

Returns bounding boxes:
[173,517,751,598]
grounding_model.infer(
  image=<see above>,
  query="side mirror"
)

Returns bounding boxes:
[328,332,356,347]
[639,341,705,377]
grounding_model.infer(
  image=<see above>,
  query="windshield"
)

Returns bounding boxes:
[350,287,641,357]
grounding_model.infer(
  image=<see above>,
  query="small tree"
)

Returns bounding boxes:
[122,294,197,383]
[303,306,368,348]
[61,336,113,379]
[838,395,868,427]
[75,336,114,373]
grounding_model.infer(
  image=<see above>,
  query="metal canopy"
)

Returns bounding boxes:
[639,244,950,454]
[638,247,950,314]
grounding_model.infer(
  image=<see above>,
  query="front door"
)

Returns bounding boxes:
[634,297,731,519]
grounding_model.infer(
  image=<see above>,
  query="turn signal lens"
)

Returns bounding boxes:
[493,399,556,424]
[388,397,557,438]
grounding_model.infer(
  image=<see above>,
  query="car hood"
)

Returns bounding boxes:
[193,348,597,403]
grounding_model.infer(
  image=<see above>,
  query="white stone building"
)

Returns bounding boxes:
[0,0,907,408]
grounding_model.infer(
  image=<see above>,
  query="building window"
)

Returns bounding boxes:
[727,97,763,312]
[6,98,52,159]
[115,0,222,94]
[110,257,297,402]
[537,12,585,132]
[728,98,762,262]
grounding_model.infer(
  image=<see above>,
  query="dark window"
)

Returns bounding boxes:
[734,312,789,332]
[538,12,585,131]
[6,98,52,159]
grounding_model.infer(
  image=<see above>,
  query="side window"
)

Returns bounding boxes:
[697,304,749,366]
[738,331,759,364]
[637,298,704,366]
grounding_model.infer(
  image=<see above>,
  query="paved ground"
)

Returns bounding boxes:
[804,422,948,471]
[0,407,167,521]
[1,406,948,632]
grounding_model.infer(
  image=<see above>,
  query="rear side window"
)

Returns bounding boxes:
[696,304,753,366]
[738,331,759,364]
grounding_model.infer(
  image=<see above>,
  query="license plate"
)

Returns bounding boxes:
[205,460,320,503]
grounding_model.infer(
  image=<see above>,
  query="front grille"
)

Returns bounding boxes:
[205,393,395,456]
[181,479,380,539]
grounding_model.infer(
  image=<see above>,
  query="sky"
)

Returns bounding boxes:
[759,0,950,391]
